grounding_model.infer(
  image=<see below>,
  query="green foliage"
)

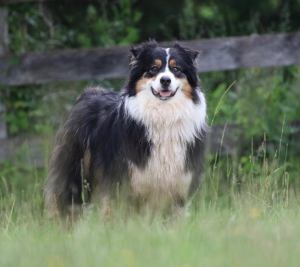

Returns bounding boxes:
[55,0,141,48]
[179,0,226,39]
[2,86,49,135]
[7,0,300,51]
[1,81,93,135]
[178,0,299,39]
[2,87,38,135]
[204,67,300,150]
[8,4,52,53]
[9,0,142,53]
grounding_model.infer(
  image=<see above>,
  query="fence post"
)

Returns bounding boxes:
[0,6,8,139]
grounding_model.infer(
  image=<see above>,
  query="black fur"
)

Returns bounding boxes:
[45,88,152,215]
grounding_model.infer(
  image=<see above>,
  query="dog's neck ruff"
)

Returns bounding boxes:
[124,88,207,144]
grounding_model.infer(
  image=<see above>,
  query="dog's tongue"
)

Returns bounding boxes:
[159,90,172,97]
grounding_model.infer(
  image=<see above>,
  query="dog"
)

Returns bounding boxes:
[44,41,207,218]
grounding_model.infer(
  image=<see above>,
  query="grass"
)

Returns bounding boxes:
[1,195,300,267]
[0,142,300,267]
[1,204,300,267]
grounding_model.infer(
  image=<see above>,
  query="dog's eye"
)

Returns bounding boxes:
[149,66,159,73]
[172,67,181,73]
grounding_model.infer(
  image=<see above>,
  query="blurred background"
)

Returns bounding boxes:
[0,0,300,207]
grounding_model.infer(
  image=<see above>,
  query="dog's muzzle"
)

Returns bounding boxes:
[151,87,178,101]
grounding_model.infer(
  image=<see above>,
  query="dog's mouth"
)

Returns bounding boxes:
[151,87,178,101]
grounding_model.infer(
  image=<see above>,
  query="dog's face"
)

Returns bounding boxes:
[127,41,200,103]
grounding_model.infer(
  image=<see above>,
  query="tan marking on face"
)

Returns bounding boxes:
[169,59,177,68]
[181,78,193,99]
[135,77,154,93]
[154,59,162,68]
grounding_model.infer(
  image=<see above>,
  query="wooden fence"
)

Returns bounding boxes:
[1,32,300,85]
[0,1,300,165]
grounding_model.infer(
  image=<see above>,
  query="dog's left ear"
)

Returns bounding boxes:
[130,44,143,59]
[130,40,158,66]
[129,45,142,67]
[174,43,200,62]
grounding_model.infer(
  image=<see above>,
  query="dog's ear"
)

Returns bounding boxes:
[130,44,143,59]
[129,45,143,67]
[174,43,200,62]
[129,45,142,67]
[129,40,158,66]
[185,47,199,61]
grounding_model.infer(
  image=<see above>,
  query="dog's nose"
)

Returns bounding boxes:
[160,76,171,88]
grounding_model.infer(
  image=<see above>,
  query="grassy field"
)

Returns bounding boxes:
[1,146,299,267]
[1,202,300,267]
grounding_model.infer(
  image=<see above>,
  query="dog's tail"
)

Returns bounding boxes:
[44,90,96,218]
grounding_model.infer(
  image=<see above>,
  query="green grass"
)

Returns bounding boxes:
[1,146,300,267]
[1,197,300,267]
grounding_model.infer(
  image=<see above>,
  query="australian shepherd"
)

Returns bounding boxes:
[44,41,207,218]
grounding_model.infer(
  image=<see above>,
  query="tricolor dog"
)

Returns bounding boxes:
[45,41,207,217]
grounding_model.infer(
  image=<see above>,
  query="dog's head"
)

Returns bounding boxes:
[127,41,200,103]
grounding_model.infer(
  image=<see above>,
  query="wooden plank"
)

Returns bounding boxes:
[0,7,8,139]
[0,32,300,85]
[0,46,130,85]
[180,32,300,72]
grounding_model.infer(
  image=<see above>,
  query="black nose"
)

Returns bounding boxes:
[160,76,171,88]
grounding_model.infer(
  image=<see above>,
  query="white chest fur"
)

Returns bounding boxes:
[124,88,206,205]
[129,123,192,203]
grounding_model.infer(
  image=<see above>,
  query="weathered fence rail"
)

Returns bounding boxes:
[0,1,300,165]
[1,32,300,85]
